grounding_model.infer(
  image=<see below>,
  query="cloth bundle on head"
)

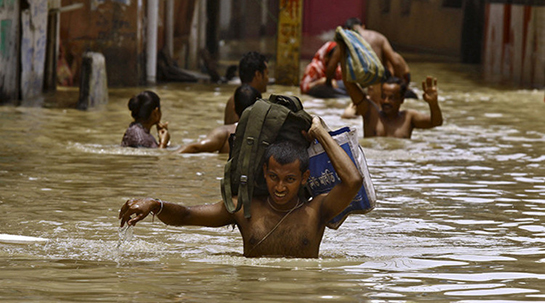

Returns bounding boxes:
[334,26,388,87]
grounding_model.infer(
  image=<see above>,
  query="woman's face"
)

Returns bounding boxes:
[150,107,162,124]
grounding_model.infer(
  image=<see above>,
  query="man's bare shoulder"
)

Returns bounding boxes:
[218,124,236,134]
[360,29,386,42]
[403,108,425,118]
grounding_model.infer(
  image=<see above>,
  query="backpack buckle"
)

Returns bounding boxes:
[246,137,254,145]
[240,175,248,184]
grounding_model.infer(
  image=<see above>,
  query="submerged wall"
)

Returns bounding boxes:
[483,4,545,88]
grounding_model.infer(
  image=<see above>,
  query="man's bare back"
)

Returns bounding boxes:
[175,124,235,154]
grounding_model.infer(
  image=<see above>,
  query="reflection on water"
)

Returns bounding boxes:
[1,59,544,302]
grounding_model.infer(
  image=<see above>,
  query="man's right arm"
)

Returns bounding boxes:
[337,41,371,116]
[308,118,363,222]
[119,198,235,227]
[325,47,341,86]
[381,39,409,81]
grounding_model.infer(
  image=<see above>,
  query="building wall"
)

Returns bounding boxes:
[59,0,144,87]
[59,0,196,87]
[301,0,366,59]
[484,4,545,88]
[302,0,365,36]
[365,0,463,56]
[21,0,48,100]
[0,0,19,103]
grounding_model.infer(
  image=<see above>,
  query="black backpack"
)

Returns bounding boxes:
[220,94,313,218]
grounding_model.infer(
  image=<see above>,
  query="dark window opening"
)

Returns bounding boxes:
[442,0,462,8]
[380,0,391,13]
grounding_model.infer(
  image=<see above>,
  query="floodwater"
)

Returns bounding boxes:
[1,57,544,302]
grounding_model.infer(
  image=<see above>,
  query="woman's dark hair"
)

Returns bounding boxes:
[128,91,161,121]
[264,140,309,173]
[239,51,268,84]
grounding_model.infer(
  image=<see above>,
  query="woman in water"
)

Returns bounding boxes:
[121,91,170,148]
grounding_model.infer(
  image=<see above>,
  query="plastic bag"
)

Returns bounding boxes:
[307,126,377,229]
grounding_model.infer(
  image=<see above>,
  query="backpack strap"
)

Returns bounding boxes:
[237,101,271,218]
[221,159,236,213]
[255,103,291,171]
[221,97,306,218]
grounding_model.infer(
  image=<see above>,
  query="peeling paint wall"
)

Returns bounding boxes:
[20,0,48,100]
[484,4,545,88]
[0,0,20,103]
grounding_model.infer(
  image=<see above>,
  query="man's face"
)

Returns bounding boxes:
[263,156,309,206]
[380,83,403,114]
[255,62,269,93]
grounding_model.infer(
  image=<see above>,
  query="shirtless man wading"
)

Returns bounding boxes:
[119,116,363,258]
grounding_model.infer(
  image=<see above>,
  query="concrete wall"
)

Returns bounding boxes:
[60,0,196,87]
[0,0,19,103]
[60,0,144,87]
[483,4,545,88]
[21,0,48,101]
[365,0,463,56]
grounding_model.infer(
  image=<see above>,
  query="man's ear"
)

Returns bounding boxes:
[301,169,311,185]
[254,70,262,81]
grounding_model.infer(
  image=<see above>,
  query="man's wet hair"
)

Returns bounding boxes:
[384,77,408,99]
[234,84,262,117]
[239,51,268,84]
[128,91,161,121]
[264,140,309,173]
[344,17,362,30]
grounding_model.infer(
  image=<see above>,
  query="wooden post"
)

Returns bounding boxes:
[44,0,60,93]
[275,0,303,86]
[166,0,174,58]
[188,0,206,70]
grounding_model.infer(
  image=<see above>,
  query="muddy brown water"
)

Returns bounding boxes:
[1,59,544,302]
